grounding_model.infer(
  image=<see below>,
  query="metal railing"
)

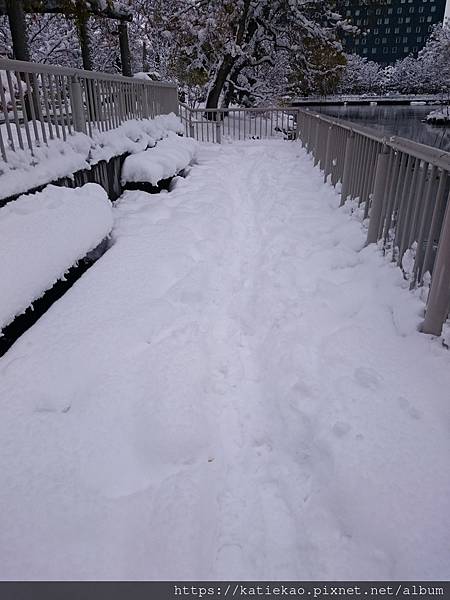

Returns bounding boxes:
[296,108,450,337]
[179,103,298,143]
[0,58,179,163]
[181,102,450,336]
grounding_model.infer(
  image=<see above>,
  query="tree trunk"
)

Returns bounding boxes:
[77,15,93,71]
[119,21,132,77]
[205,55,235,114]
[6,0,30,62]
[221,81,234,109]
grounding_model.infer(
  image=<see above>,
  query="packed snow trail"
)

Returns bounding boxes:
[0,141,449,580]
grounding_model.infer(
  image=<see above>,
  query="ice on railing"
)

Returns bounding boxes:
[121,131,197,186]
[0,183,113,332]
[0,114,183,200]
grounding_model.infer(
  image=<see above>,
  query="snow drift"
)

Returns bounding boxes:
[0,183,112,331]
[121,131,197,186]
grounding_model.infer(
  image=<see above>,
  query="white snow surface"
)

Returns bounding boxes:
[121,131,197,185]
[0,183,112,331]
[0,114,183,200]
[426,108,450,123]
[0,141,449,580]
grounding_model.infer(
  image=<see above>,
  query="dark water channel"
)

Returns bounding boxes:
[315,104,450,152]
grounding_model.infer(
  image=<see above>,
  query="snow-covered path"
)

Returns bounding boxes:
[1,141,449,580]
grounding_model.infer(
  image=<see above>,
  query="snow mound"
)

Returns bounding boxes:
[0,114,183,200]
[121,131,197,186]
[426,108,450,124]
[0,183,112,331]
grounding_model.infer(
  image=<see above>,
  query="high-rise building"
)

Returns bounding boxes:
[339,0,446,64]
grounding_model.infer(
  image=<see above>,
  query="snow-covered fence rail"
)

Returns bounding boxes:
[297,108,450,337]
[0,58,179,164]
[179,103,298,142]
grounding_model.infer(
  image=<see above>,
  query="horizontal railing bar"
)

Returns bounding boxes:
[0,58,177,89]
[298,108,450,171]
[179,103,296,114]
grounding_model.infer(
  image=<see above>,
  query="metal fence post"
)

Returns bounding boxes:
[313,119,320,166]
[340,132,355,206]
[366,144,390,245]
[422,190,450,336]
[216,120,221,144]
[323,125,333,183]
[295,110,300,141]
[189,111,194,138]
[70,75,87,134]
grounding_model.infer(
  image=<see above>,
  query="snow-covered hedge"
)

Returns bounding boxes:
[0,114,184,200]
[121,131,197,186]
[0,183,113,331]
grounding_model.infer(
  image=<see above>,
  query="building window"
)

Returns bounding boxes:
[385,27,391,33]
[405,17,411,22]
[404,46,409,52]
[363,48,368,54]
[355,9,360,15]
[397,7,402,13]
[431,5,436,11]
[383,47,389,53]
[409,6,415,12]
[417,35,422,41]
[377,18,382,24]
[372,48,377,54]
[382,37,387,43]
[418,6,424,12]
[375,37,380,44]
[427,16,432,21]
[376,8,381,14]
[395,36,401,42]
[419,16,425,22]
[392,47,397,53]
[413,46,418,52]
[394,27,399,33]
[384,17,389,23]
[388,7,393,13]
[398,17,404,23]
[403,36,408,42]
[406,26,411,32]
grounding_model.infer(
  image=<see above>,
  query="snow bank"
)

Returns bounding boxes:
[0,183,112,331]
[121,131,197,185]
[0,114,183,200]
[426,108,450,124]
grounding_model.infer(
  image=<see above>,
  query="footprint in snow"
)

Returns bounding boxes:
[398,396,421,420]
[332,421,351,438]
[353,366,382,390]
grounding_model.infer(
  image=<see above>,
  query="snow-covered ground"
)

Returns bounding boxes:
[0,140,449,580]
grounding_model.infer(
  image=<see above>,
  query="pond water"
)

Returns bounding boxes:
[315,105,450,153]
